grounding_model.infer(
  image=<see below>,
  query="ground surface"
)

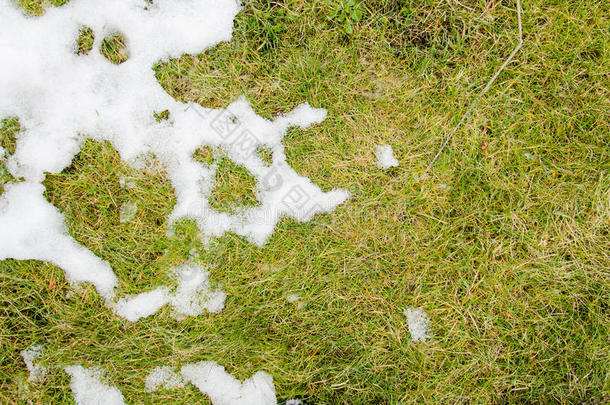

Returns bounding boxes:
[1,0,609,403]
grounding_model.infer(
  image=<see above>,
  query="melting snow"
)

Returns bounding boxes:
[0,0,349,314]
[169,262,226,316]
[2,0,350,401]
[21,345,47,383]
[181,361,276,405]
[113,262,225,322]
[114,287,169,322]
[404,307,431,342]
[118,177,135,189]
[65,365,125,405]
[375,144,398,169]
[70,362,276,404]
[118,201,138,223]
[144,366,185,391]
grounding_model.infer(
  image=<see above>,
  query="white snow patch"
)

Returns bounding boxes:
[114,287,169,322]
[0,0,349,313]
[286,293,305,309]
[403,307,431,342]
[145,366,185,391]
[118,201,137,223]
[66,361,276,404]
[21,345,47,383]
[119,177,135,189]
[170,262,226,316]
[0,182,118,299]
[375,144,399,169]
[112,263,225,321]
[65,365,125,405]
[189,247,200,259]
[181,361,276,405]
[0,146,5,161]
[286,294,300,303]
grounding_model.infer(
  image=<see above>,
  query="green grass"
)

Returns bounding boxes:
[75,27,94,56]
[0,118,21,195]
[2,0,610,403]
[210,157,260,214]
[100,33,129,65]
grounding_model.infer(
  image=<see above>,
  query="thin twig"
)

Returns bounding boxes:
[425,0,523,172]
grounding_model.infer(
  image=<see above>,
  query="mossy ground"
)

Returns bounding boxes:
[1,0,609,403]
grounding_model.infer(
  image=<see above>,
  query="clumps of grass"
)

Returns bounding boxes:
[192,145,215,165]
[326,0,364,36]
[153,110,170,122]
[75,26,94,55]
[192,146,261,213]
[100,33,129,65]
[17,0,69,16]
[257,146,274,166]
[235,0,296,54]
[0,165,16,196]
[210,158,260,214]
[0,118,21,195]
[0,117,19,156]
[361,0,482,59]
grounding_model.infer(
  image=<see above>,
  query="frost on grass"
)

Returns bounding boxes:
[144,366,185,391]
[21,345,47,383]
[113,263,225,322]
[0,0,349,316]
[404,307,431,342]
[65,365,125,405]
[375,144,399,169]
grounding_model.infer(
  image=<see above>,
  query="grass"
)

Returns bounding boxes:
[1,0,609,403]
[209,157,260,214]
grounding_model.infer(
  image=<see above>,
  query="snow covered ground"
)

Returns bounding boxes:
[0,0,349,316]
[1,0,351,403]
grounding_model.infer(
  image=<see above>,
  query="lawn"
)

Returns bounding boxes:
[1,0,609,403]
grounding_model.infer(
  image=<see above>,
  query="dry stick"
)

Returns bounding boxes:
[425,0,523,172]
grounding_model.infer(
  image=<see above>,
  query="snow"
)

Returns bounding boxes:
[119,177,135,189]
[170,262,226,316]
[181,361,276,405]
[65,365,125,405]
[286,293,305,309]
[118,201,137,223]
[21,345,47,383]
[286,294,300,303]
[0,0,349,317]
[66,361,277,404]
[0,182,118,299]
[404,307,431,342]
[375,144,398,169]
[114,287,169,322]
[145,366,185,391]
[2,0,351,400]
[113,262,225,322]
